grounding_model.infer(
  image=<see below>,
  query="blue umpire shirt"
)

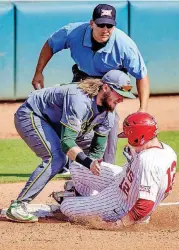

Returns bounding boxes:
[48,22,147,79]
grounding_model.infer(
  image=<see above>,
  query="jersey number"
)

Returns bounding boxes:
[119,169,134,196]
[165,161,177,194]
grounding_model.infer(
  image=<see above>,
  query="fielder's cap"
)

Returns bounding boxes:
[102,70,136,99]
[92,4,116,26]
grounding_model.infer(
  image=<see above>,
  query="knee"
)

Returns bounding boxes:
[52,152,67,165]
[43,151,68,175]
[42,153,64,165]
[69,162,88,180]
[60,199,73,217]
[69,162,79,179]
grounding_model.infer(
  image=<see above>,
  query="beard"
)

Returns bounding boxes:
[101,92,114,112]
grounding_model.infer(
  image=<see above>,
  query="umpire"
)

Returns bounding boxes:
[31,4,149,164]
[6,70,135,223]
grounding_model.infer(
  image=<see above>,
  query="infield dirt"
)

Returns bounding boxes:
[0,96,179,250]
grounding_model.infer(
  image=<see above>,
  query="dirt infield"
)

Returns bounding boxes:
[0,96,179,250]
[0,178,179,250]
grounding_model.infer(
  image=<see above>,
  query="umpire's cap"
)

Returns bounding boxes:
[93,4,116,26]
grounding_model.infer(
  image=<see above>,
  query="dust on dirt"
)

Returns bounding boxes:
[0,96,179,250]
[0,178,179,250]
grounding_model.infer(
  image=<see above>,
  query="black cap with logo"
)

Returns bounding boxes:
[92,4,116,26]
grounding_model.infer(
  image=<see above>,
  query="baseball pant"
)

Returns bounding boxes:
[15,102,92,202]
[60,162,126,221]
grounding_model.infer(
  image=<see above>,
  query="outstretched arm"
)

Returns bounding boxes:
[61,125,101,176]
[136,75,150,112]
[32,41,53,89]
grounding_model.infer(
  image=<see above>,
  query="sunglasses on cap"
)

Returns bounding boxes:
[109,84,133,92]
[96,23,114,29]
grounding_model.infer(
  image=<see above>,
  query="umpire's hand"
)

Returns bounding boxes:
[32,71,44,90]
[90,159,102,176]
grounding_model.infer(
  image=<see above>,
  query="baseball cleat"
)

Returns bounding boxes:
[64,180,75,192]
[50,191,76,204]
[60,166,70,175]
[6,200,38,223]
[64,181,82,196]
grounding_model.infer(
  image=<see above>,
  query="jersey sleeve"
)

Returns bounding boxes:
[60,124,78,153]
[138,154,162,202]
[94,112,115,136]
[88,133,107,159]
[128,199,154,221]
[60,93,88,133]
[48,25,70,54]
[123,43,147,79]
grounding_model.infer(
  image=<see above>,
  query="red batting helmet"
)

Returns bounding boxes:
[118,112,159,147]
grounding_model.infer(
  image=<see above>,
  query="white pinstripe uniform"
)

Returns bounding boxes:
[60,142,177,222]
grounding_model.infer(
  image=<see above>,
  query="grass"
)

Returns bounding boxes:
[0,131,179,183]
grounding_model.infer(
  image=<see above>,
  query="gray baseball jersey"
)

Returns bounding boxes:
[15,83,115,202]
[27,84,115,137]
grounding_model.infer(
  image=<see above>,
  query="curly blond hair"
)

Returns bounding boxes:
[78,78,103,98]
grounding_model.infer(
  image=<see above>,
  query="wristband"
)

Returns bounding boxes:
[75,152,93,169]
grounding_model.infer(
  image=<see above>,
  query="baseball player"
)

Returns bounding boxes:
[57,112,177,229]
[32,4,150,164]
[6,70,135,223]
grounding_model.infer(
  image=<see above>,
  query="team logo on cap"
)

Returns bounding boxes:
[101,9,112,17]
